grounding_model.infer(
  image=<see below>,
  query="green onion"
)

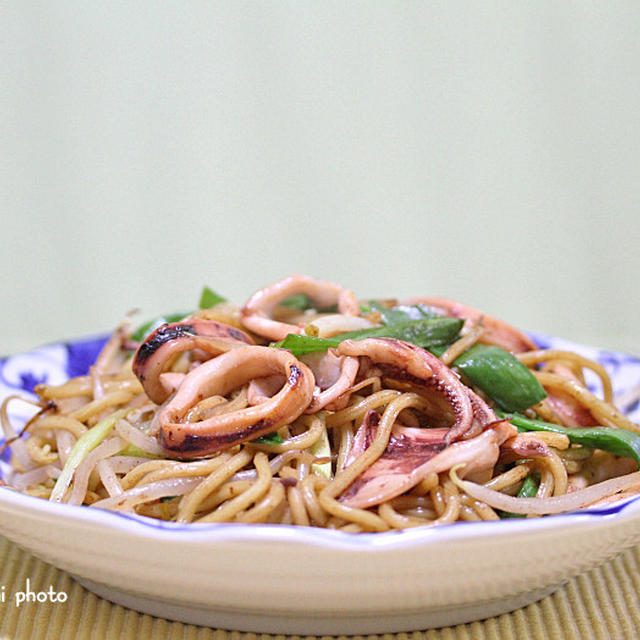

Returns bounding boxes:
[272,334,340,355]
[199,286,227,310]
[361,301,439,324]
[118,444,159,459]
[343,317,462,352]
[49,409,130,502]
[453,344,547,412]
[253,432,284,445]
[280,294,313,310]
[498,411,640,467]
[499,473,540,518]
[279,293,338,312]
[310,421,332,479]
[272,316,463,357]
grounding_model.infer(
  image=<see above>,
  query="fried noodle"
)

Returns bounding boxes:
[4,274,640,532]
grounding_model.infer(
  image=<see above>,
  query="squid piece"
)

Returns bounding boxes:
[300,351,360,413]
[158,345,315,458]
[336,337,476,443]
[500,434,553,461]
[247,375,286,406]
[541,364,599,427]
[407,297,537,354]
[332,337,504,508]
[340,418,516,509]
[133,320,254,405]
[465,387,499,438]
[241,274,360,340]
[344,410,450,470]
[246,351,359,412]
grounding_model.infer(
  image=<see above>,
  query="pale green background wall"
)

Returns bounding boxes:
[1,2,639,356]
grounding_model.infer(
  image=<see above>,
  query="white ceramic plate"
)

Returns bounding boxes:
[1,333,640,635]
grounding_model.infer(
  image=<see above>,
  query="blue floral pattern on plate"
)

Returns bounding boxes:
[0,335,110,465]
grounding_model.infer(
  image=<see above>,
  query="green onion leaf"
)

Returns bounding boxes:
[273,334,340,355]
[453,344,547,412]
[362,301,439,324]
[199,286,227,310]
[280,294,313,310]
[50,409,130,502]
[118,444,160,459]
[498,411,640,467]
[273,316,463,357]
[499,473,540,518]
[253,432,284,445]
[310,423,332,479]
[279,294,338,313]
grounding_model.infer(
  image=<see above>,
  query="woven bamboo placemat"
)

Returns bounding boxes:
[1,535,638,640]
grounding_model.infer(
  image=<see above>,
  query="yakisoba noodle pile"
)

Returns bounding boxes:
[3,275,640,532]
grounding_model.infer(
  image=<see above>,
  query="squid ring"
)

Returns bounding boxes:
[133,320,254,404]
[336,337,475,443]
[305,355,360,413]
[241,274,360,340]
[158,345,315,458]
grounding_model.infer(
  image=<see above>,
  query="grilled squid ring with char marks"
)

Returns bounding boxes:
[241,274,361,341]
[158,345,315,458]
[336,337,477,443]
[133,320,254,405]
